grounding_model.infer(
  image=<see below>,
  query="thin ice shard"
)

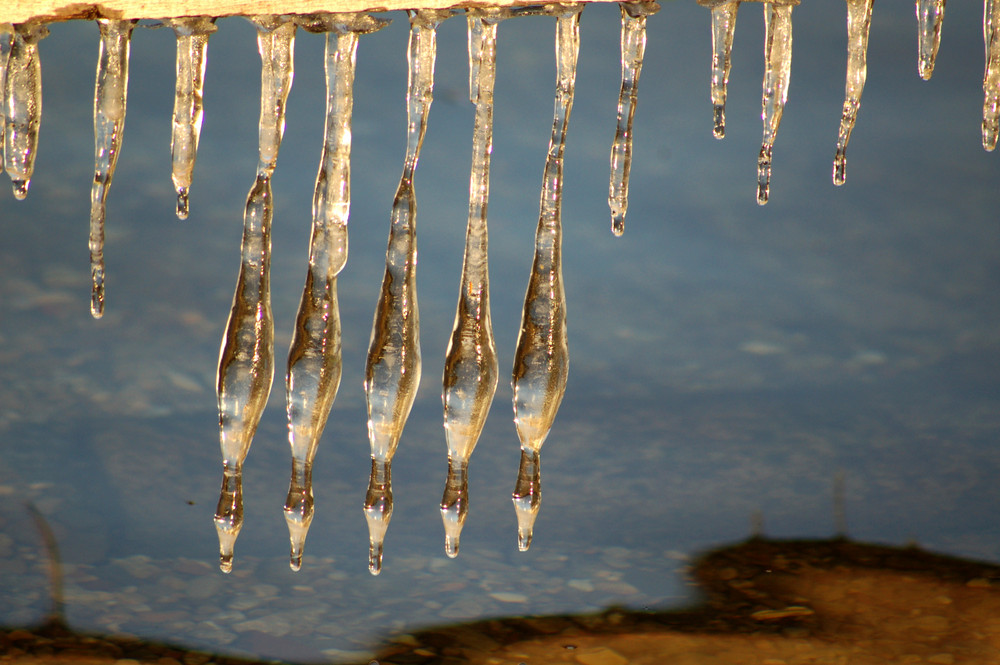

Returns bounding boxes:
[164,17,217,220]
[283,12,388,573]
[984,0,1000,150]
[608,2,656,237]
[213,15,295,574]
[440,9,502,559]
[756,1,794,205]
[510,4,581,552]
[89,18,136,319]
[917,0,946,80]
[0,25,12,170]
[833,0,873,186]
[364,8,446,576]
[4,21,48,199]
[704,0,740,139]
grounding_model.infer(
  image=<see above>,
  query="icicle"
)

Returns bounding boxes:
[440,9,503,559]
[213,15,295,574]
[833,0,873,186]
[608,2,656,237]
[164,17,217,220]
[283,12,388,573]
[700,0,740,139]
[4,22,48,199]
[0,25,12,171]
[984,0,1000,151]
[756,1,794,205]
[917,0,946,80]
[510,4,581,552]
[89,18,136,319]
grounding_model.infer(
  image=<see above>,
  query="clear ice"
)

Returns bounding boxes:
[3,21,48,200]
[984,0,1000,150]
[164,17,217,220]
[510,4,581,552]
[214,15,295,573]
[756,1,794,205]
[0,24,12,170]
[608,2,656,237]
[440,9,503,559]
[916,0,946,80]
[833,0,873,186]
[706,0,740,139]
[89,18,136,319]
[364,9,447,575]
[283,12,388,572]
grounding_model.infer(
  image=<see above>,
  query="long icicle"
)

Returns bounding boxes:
[756,1,794,205]
[511,3,581,553]
[984,0,1000,150]
[832,0,873,186]
[916,0,946,80]
[440,9,503,560]
[164,17,217,220]
[608,1,656,237]
[89,18,136,319]
[0,24,12,172]
[364,8,447,576]
[703,0,740,139]
[214,15,295,574]
[283,12,388,573]
[4,21,48,199]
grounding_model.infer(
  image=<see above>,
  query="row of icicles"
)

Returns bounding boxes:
[0,0,992,574]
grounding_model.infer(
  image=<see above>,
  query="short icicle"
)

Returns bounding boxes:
[916,0,946,80]
[440,9,503,559]
[364,8,448,575]
[283,12,388,573]
[164,17,217,220]
[756,1,794,205]
[510,4,581,552]
[832,0,873,186]
[213,15,295,574]
[700,0,740,139]
[4,21,48,199]
[984,0,1000,151]
[608,2,657,237]
[1,25,12,170]
[89,18,137,319]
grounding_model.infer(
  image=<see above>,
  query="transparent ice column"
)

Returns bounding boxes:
[916,0,946,80]
[3,21,48,199]
[698,0,740,139]
[510,3,582,552]
[832,0,873,186]
[985,0,1000,150]
[756,1,795,205]
[0,24,12,170]
[214,15,295,573]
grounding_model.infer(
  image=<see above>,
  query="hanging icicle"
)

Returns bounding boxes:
[283,12,388,573]
[699,0,740,139]
[608,1,657,237]
[164,16,217,220]
[0,24,12,171]
[916,0,946,80]
[984,0,1000,150]
[213,14,295,574]
[4,21,47,199]
[511,3,582,552]
[832,0,873,186]
[756,0,795,205]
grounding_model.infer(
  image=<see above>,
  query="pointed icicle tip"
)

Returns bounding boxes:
[611,211,625,237]
[712,105,726,139]
[176,188,190,219]
[12,179,28,200]
[833,149,847,186]
[90,270,105,319]
[512,493,539,552]
[214,520,240,573]
[284,512,311,572]
[368,542,383,575]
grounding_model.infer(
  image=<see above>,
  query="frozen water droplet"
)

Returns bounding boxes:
[832,0,872,186]
[916,0,946,80]
[512,449,541,552]
[984,0,1000,151]
[756,2,794,205]
[4,22,48,199]
[363,459,392,576]
[440,459,469,558]
[708,1,740,139]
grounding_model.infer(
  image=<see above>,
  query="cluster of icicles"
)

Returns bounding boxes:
[0,0,993,574]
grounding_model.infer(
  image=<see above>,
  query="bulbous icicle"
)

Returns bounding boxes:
[0,25,13,170]
[756,2,793,205]
[708,1,740,139]
[440,11,502,559]
[608,2,656,237]
[164,17,217,220]
[89,18,136,320]
[984,0,1000,150]
[364,9,447,575]
[916,0,946,80]
[510,5,581,552]
[833,0,873,186]
[4,22,48,199]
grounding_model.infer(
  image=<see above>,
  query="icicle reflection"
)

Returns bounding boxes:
[164,17,217,220]
[756,1,794,205]
[833,0,872,186]
[511,4,581,552]
[214,15,295,574]
[608,2,656,237]
[917,0,946,80]
[702,0,740,139]
[3,21,47,200]
[440,9,503,559]
[89,18,136,319]
[283,12,388,573]
[984,0,1000,150]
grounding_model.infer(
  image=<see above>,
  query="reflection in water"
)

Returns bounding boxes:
[832,0,872,186]
[916,0,946,80]
[756,2,793,205]
[705,0,739,139]
[3,21,47,200]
